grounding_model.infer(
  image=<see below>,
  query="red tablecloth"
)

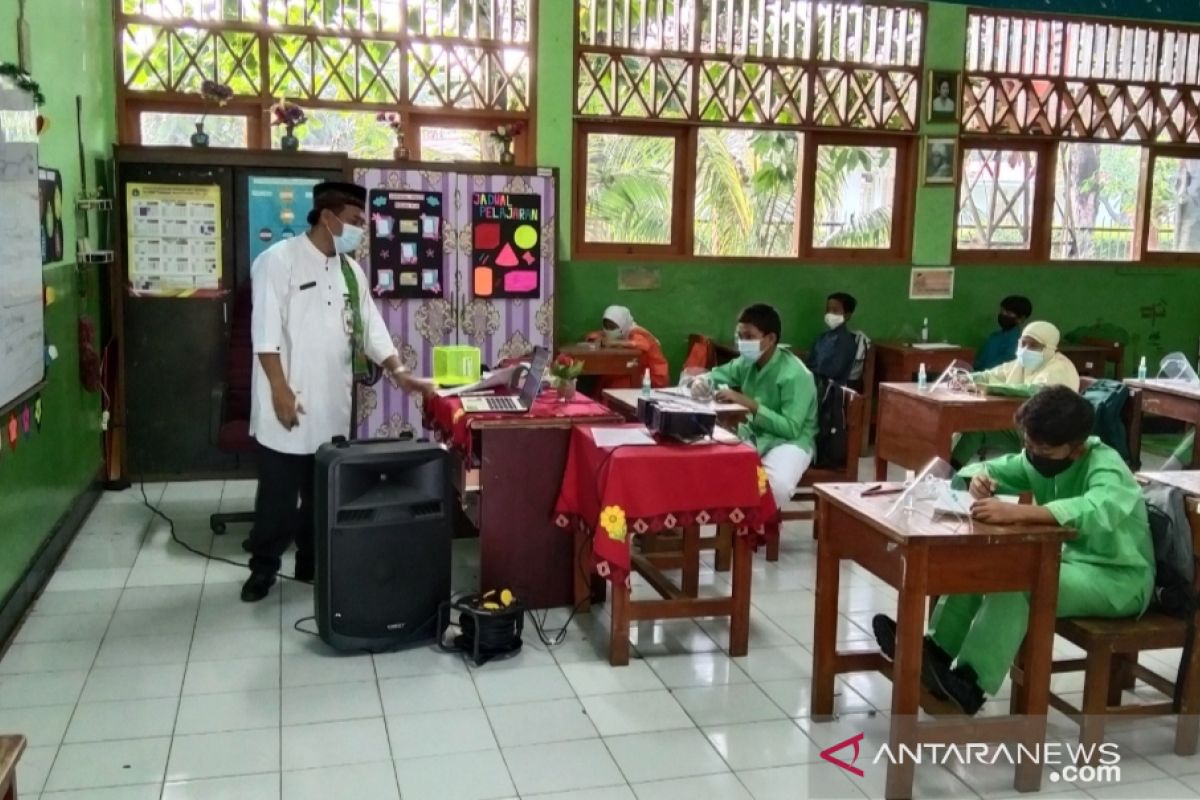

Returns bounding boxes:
[555,424,777,585]
[423,391,615,459]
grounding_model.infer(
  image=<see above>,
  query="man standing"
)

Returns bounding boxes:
[244,182,429,602]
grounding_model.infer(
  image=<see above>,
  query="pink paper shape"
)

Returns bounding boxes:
[495,243,519,268]
[522,251,535,265]
[474,222,500,250]
[503,270,538,293]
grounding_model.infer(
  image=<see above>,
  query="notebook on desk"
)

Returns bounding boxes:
[460,347,550,414]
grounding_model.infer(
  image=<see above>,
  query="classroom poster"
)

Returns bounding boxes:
[38,167,63,265]
[471,191,541,299]
[247,176,319,264]
[909,267,955,300]
[125,183,222,297]
[367,189,444,299]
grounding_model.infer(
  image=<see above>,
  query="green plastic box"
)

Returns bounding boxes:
[434,345,482,387]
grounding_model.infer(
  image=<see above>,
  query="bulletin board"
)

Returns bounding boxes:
[471,191,542,299]
[38,167,63,265]
[125,182,223,297]
[247,175,318,264]
[367,188,444,298]
[0,81,44,411]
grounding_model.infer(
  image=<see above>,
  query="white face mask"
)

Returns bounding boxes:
[1017,347,1045,371]
[737,338,763,362]
[328,221,365,255]
[603,328,621,341]
[824,313,845,329]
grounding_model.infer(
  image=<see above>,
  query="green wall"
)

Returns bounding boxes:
[0,1,116,599]
[538,2,1200,373]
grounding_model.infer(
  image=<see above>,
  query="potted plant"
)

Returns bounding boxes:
[272,99,307,151]
[490,122,523,165]
[549,354,585,403]
[194,79,233,147]
[377,111,408,160]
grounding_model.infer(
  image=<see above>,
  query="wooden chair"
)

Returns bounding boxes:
[683,333,717,372]
[0,735,26,800]
[852,342,876,457]
[1079,336,1127,380]
[1022,497,1200,762]
[1079,376,1143,470]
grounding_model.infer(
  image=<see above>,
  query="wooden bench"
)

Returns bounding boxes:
[0,735,26,800]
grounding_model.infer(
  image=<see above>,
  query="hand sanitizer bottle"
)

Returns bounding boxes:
[1137,356,1148,381]
[641,368,652,397]
[917,363,928,391]
[920,318,929,343]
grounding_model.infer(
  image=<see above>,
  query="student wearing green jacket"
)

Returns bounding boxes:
[704,304,818,508]
[873,386,1154,714]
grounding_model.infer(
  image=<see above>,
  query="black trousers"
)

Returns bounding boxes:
[249,444,315,577]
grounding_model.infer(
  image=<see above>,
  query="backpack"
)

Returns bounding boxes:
[1142,481,1197,619]
[848,331,872,383]
[813,379,848,470]
[1081,379,1133,466]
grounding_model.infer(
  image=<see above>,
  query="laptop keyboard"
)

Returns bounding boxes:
[488,397,520,412]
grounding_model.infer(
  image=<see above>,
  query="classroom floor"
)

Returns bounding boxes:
[0,456,1196,800]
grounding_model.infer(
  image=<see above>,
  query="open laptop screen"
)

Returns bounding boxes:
[517,347,551,406]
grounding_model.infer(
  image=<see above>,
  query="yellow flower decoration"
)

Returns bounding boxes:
[599,505,627,542]
[757,466,768,497]
[453,408,466,424]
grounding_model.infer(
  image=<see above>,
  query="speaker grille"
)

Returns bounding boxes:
[337,508,375,524]
[411,501,443,518]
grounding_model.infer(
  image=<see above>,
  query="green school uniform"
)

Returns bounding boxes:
[932,438,1155,694]
[709,349,818,457]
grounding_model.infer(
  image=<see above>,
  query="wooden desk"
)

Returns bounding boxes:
[0,735,25,800]
[874,383,1023,480]
[813,484,1073,799]
[872,343,975,422]
[1059,344,1110,378]
[1125,379,1200,468]
[559,344,642,380]
[1137,470,1200,496]
[601,388,751,428]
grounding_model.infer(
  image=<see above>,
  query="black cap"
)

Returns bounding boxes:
[308,181,367,225]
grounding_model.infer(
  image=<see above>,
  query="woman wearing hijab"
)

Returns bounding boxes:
[951,321,1081,466]
[587,305,670,391]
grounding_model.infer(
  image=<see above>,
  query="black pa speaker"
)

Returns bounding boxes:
[314,438,452,652]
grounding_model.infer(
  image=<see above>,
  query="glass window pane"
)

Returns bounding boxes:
[1051,143,1140,261]
[583,133,675,245]
[419,127,504,162]
[956,148,1039,250]
[272,110,394,159]
[1149,156,1200,254]
[693,129,799,257]
[140,112,247,148]
[812,144,896,249]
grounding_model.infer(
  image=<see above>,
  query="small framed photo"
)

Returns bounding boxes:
[923,138,957,185]
[928,71,959,122]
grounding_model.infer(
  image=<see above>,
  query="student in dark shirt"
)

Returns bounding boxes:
[805,292,859,383]
[974,295,1032,371]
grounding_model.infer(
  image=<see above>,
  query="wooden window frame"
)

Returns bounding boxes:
[1139,144,1200,266]
[411,113,533,165]
[125,99,263,148]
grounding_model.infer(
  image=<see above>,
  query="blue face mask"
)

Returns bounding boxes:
[328,221,365,255]
[1017,347,1045,371]
[737,338,763,362]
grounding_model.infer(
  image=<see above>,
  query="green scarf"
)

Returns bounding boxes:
[339,256,370,380]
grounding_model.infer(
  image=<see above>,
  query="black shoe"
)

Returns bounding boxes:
[240,572,276,602]
[241,537,253,553]
[294,557,314,583]
[871,614,952,700]
[924,660,986,715]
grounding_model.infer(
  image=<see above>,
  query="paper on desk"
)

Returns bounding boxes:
[436,365,522,397]
[932,489,1019,517]
[590,427,657,448]
[692,426,742,445]
[911,342,961,350]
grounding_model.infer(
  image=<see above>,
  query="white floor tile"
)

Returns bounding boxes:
[161,772,280,800]
[124,560,207,588]
[698,614,798,651]
[65,697,179,743]
[14,743,55,795]
[736,763,860,800]
[704,720,819,771]
[281,717,391,771]
[473,664,575,706]
[0,703,74,748]
[174,689,280,735]
[117,585,202,613]
[182,656,280,695]
[166,728,281,782]
[386,708,497,760]
[281,651,375,687]
[45,737,172,792]
[81,663,187,703]
[671,683,786,727]
[94,634,191,667]
[394,749,515,800]
[485,697,599,748]
[374,646,469,679]
[30,587,122,617]
[378,672,481,715]
[106,607,198,638]
[560,660,664,697]
[733,645,814,682]
[758,677,872,719]
[43,567,130,593]
[631,772,752,800]
[580,690,694,736]
[0,640,100,675]
[189,628,280,662]
[12,612,110,644]
[605,729,728,783]
[42,784,163,800]
[503,738,625,796]
[0,670,88,709]
[281,679,382,726]
[644,652,751,689]
[284,761,400,800]
[522,788,635,800]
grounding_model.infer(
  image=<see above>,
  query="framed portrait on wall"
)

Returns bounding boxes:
[923,138,957,185]
[928,71,959,123]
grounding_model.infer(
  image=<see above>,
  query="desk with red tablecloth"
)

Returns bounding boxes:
[423,391,622,609]
[555,424,776,665]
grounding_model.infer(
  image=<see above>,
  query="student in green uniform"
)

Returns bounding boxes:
[701,304,818,509]
[872,386,1154,714]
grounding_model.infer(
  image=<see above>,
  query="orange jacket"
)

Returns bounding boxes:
[588,326,671,390]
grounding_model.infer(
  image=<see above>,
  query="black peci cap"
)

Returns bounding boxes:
[308,181,368,225]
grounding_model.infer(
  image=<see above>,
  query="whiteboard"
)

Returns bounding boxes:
[0,79,43,409]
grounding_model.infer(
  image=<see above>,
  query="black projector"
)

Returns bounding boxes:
[636,396,717,441]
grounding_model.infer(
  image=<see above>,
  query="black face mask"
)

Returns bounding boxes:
[1025,450,1074,478]
[997,314,1018,331]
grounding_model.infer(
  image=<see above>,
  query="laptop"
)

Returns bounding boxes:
[460,347,551,414]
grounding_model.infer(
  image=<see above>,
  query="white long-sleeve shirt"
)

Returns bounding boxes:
[249,234,396,455]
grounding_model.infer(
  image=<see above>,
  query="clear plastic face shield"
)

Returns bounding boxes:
[879,457,982,533]
[1157,352,1200,384]
[927,359,978,394]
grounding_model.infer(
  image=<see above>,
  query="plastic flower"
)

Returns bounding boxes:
[199,80,233,107]
[376,111,404,132]
[271,99,307,128]
[489,122,524,143]
[599,505,627,541]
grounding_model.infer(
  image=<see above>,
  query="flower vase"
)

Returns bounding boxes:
[394,138,410,161]
[499,143,515,165]
[190,122,210,148]
[281,125,300,151]
[556,378,577,404]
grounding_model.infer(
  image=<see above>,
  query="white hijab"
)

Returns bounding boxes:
[602,305,635,337]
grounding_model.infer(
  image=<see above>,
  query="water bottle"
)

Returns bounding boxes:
[641,368,652,397]
[1137,356,1148,381]
[920,318,929,343]
[917,363,928,391]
